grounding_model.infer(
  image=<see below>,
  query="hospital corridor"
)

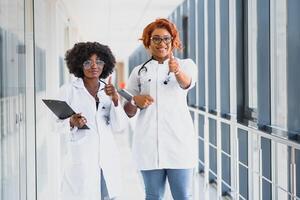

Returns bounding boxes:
[1,0,300,199]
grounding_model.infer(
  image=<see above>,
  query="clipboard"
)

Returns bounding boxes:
[42,99,89,129]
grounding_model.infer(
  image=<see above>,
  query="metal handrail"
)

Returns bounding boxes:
[189,106,300,150]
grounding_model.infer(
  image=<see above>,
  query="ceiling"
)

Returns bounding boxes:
[62,0,184,62]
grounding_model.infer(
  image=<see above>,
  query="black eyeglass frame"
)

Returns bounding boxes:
[150,36,173,45]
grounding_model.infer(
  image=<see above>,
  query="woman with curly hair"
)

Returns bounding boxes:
[124,18,198,200]
[57,42,126,200]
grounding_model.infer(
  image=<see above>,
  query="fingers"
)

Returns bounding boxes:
[78,117,87,128]
[70,113,87,128]
[104,78,119,103]
[108,76,112,84]
[104,84,115,95]
[168,52,179,73]
[135,95,154,108]
[104,81,116,96]
[146,95,154,103]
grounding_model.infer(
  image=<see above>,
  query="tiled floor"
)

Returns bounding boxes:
[114,131,145,199]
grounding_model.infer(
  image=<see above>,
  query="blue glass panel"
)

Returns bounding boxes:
[238,129,248,165]
[209,146,217,174]
[221,123,230,154]
[207,0,216,111]
[239,165,248,199]
[199,139,204,162]
[222,154,231,188]
[209,118,217,145]
[261,137,271,180]
[198,115,205,138]
[262,179,272,200]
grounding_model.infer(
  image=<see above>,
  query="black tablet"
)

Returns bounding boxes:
[42,99,89,129]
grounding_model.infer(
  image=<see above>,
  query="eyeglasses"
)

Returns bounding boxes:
[150,36,173,45]
[83,59,105,69]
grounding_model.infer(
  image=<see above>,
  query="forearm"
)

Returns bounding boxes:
[175,70,192,89]
[124,101,137,117]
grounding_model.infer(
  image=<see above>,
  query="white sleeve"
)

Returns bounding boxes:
[109,100,129,133]
[126,66,141,96]
[180,58,198,90]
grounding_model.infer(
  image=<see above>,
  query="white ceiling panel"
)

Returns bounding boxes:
[62,0,184,61]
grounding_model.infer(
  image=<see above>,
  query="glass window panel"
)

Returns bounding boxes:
[220,0,230,114]
[175,6,183,59]
[198,115,205,138]
[239,165,249,199]
[238,129,248,165]
[262,179,272,200]
[222,154,231,187]
[209,146,217,176]
[287,0,300,136]
[221,123,230,154]
[199,139,205,162]
[188,0,196,61]
[261,137,271,180]
[182,16,189,59]
[197,0,205,108]
[0,0,26,199]
[257,0,270,124]
[0,27,3,98]
[209,118,217,145]
[296,149,300,198]
[207,0,216,112]
[199,162,205,174]
[198,115,205,171]
[234,0,246,118]
[182,12,196,107]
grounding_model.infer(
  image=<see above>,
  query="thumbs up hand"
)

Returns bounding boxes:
[104,76,119,106]
[168,52,180,74]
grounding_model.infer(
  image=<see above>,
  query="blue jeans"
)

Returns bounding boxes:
[141,169,193,200]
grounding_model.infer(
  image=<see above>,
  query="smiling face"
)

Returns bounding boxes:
[148,28,173,63]
[82,54,104,79]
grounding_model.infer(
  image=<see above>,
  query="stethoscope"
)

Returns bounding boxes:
[138,57,171,85]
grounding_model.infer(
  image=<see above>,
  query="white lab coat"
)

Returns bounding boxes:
[56,78,127,200]
[127,58,198,170]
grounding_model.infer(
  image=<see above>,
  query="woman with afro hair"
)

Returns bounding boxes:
[56,42,127,200]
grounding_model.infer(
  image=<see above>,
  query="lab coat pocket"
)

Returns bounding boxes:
[63,163,86,195]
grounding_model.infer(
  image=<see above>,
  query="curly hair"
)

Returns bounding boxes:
[140,18,182,50]
[65,42,116,79]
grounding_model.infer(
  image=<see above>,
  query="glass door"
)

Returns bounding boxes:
[0,0,27,199]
